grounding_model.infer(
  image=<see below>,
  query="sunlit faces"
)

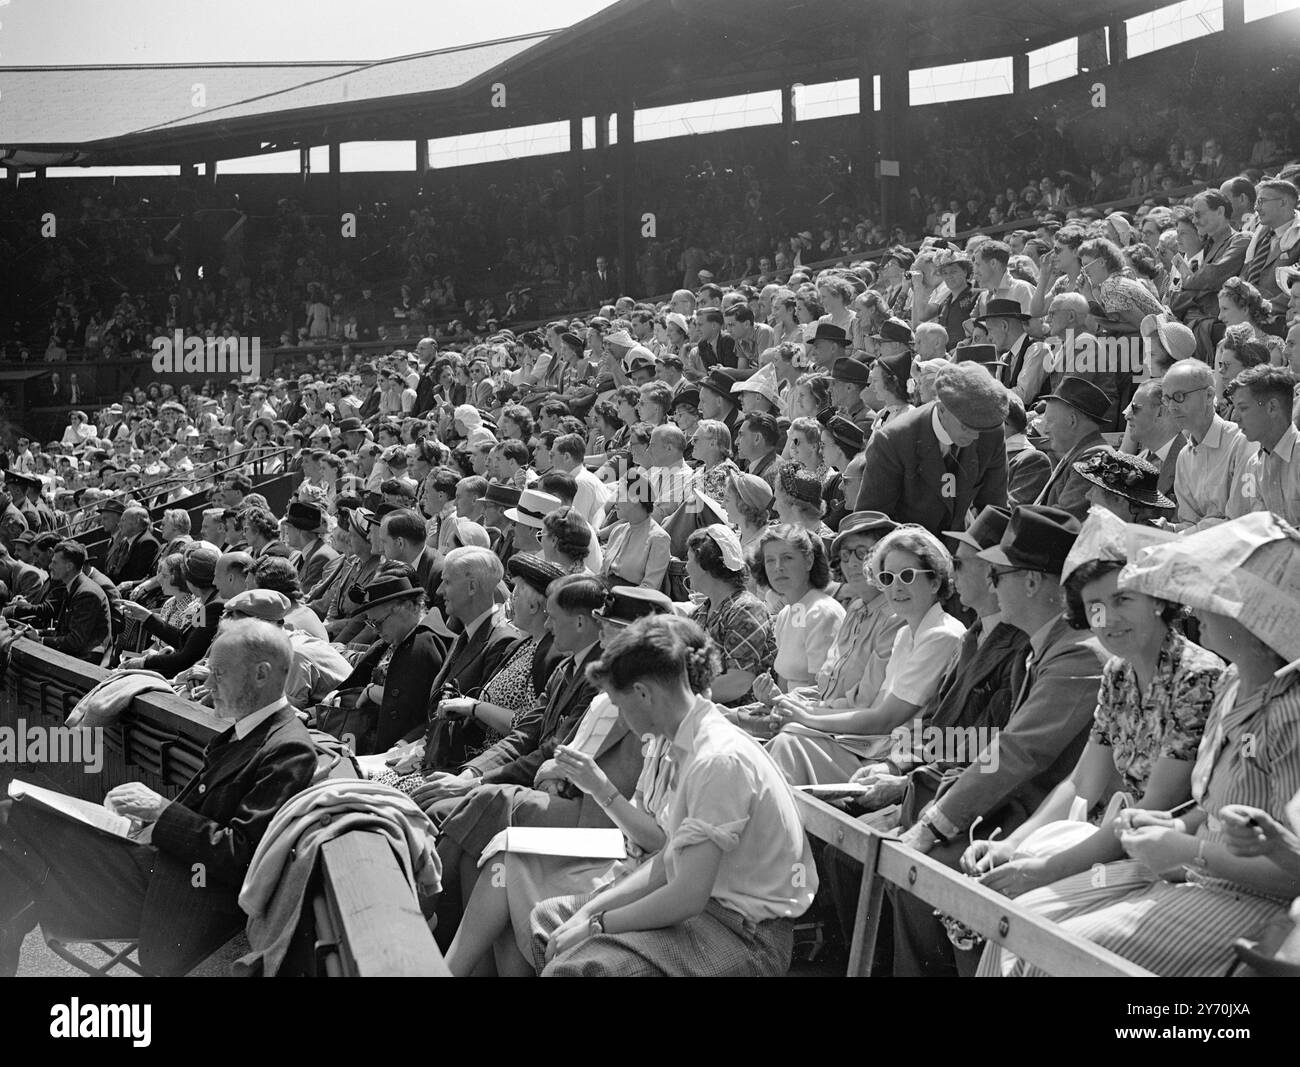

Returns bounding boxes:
[788,427,820,470]
[1080,569,1167,659]
[873,547,940,617]
[951,542,992,610]
[761,536,813,599]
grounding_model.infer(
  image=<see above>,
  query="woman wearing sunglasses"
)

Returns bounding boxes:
[766,526,966,786]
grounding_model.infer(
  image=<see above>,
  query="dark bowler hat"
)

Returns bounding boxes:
[830,357,871,385]
[593,585,674,625]
[285,500,325,531]
[477,482,522,509]
[99,499,126,515]
[507,553,566,598]
[831,511,897,557]
[818,410,866,455]
[672,386,701,411]
[976,505,1081,575]
[699,367,752,400]
[1044,376,1111,424]
[338,417,364,434]
[877,350,913,389]
[943,504,1013,552]
[872,318,914,344]
[953,343,1008,371]
[973,298,1031,324]
[351,574,424,616]
[809,323,851,346]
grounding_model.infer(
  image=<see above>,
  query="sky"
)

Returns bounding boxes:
[0,0,621,65]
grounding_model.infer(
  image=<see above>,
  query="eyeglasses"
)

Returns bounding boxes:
[838,546,872,562]
[1161,385,1209,404]
[876,568,935,587]
[987,567,1024,587]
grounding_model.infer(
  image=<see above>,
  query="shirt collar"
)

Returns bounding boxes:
[233,697,289,740]
[670,694,717,759]
[463,604,498,640]
[1151,435,1177,462]
[1027,616,1058,658]
[1263,422,1300,460]
[1190,415,1227,450]
[931,405,954,452]
[1005,432,1027,454]
[977,611,1002,645]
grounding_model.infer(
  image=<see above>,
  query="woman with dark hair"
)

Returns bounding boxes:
[601,468,671,591]
[1218,277,1283,362]
[685,524,775,705]
[750,523,843,692]
[247,554,328,640]
[766,525,965,785]
[529,615,817,977]
[1078,236,1165,334]
[541,505,595,574]
[1214,329,1271,413]
[969,544,1221,910]
[867,351,913,427]
[1031,223,1090,320]
[117,541,223,678]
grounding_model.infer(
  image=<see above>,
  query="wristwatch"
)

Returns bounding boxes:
[588,911,606,935]
[921,813,951,847]
[595,782,620,808]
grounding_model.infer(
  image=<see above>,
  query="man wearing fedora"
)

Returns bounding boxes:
[975,298,1049,403]
[479,482,521,565]
[829,357,877,437]
[698,367,749,437]
[854,362,1008,538]
[1033,376,1113,520]
[808,322,852,371]
[283,501,339,593]
[890,505,1107,976]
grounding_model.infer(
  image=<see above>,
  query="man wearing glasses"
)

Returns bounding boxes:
[1163,357,1253,531]
[1241,179,1300,324]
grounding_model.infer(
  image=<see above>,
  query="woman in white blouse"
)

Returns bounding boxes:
[600,468,671,591]
[766,525,966,786]
[750,524,844,691]
[61,410,96,448]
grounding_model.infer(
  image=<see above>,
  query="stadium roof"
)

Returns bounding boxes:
[2,0,1191,167]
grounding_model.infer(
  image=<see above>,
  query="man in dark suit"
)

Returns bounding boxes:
[284,501,339,593]
[0,487,29,550]
[0,618,318,975]
[421,580,667,946]
[890,505,1106,976]
[583,256,620,306]
[855,362,1008,536]
[107,505,162,584]
[26,539,112,662]
[0,543,45,603]
[1122,379,1185,507]
[413,547,524,771]
[1033,376,1112,520]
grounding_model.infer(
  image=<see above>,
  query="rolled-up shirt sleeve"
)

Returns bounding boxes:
[668,752,752,855]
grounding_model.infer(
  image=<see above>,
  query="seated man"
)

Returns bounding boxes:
[0,618,318,975]
[14,539,111,663]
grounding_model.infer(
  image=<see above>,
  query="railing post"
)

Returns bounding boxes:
[847,829,885,977]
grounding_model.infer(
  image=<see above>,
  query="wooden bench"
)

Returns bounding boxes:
[0,637,446,976]
[793,791,1154,977]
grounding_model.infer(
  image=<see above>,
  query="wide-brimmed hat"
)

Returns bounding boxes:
[831,511,898,556]
[285,500,325,532]
[1044,376,1111,424]
[478,482,522,509]
[953,343,1008,371]
[872,318,914,344]
[1140,313,1197,362]
[504,488,561,529]
[593,585,674,625]
[973,298,1031,325]
[352,574,424,616]
[699,367,752,401]
[809,323,851,347]
[977,504,1080,575]
[830,357,871,386]
[943,504,1013,552]
[1072,447,1174,510]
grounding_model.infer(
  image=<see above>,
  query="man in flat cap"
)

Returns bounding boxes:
[855,362,1008,536]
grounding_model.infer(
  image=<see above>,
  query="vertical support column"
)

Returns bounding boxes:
[857,47,875,197]
[414,138,428,199]
[299,146,311,186]
[329,142,343,242]
[873,8,909,236]
[569,115,585,187]
[1013,53,1030,95]
[781,83,796,177]
[1106,16,1127,67]
[203,159,218,184]
[615,101,636,299]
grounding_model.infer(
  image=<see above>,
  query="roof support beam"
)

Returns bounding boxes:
[615,99,636,301]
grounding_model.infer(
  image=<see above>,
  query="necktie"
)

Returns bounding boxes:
[1141,449,1158,464]
[1244,228,1274,287]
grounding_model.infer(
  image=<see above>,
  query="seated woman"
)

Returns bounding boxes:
[246,554,328,640]
[443,613,714,976]
[117,541,223,679]
[1078,236,1165,334]
[312,507,385,642]
[772,462,834,541]
[541,506,595,574]
[1073,448,1176,526]
[527,615,818,977]
[766,525,965,786]
[981,513,1300,977]
[144,552,196,652]
[688,420,741,503]
[684,525,775,706]
[61,410,96,448]
[750,523,844,694]
[600,467,671,591]
[966,516,1223,913]
[1214,329,1270,415]
[725,472,773,553]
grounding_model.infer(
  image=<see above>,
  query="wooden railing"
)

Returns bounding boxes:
[793,791,1154,978]
[0,637,446,976]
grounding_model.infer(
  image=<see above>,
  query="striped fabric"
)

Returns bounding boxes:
[981,666,1300,977]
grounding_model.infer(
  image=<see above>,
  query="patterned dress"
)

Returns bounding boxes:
[982,664,1300,977]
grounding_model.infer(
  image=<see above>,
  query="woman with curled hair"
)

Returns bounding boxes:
[749,523,843,693]
[1077,236,1165,334]
[247,554,328,640]
[445,613,722,976]
[144,553,196,653]
[1214,330,1271,413]
[600,467,671,591]
[1218,277,1284,362]
[766,525,966,785]
[790,372,832,420]
[526,615,817,978]
[688,419,741,504]
[968,543,1222,914]
[685,524,775,705]
[541,505,595,574]
[816,275,857,334]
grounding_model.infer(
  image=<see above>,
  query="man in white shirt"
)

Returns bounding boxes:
[972,241,1034,317]
[551,432,608,529]
[646,423,692,523]
[1164,358,1253,530]
[1231,364,1300,525]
